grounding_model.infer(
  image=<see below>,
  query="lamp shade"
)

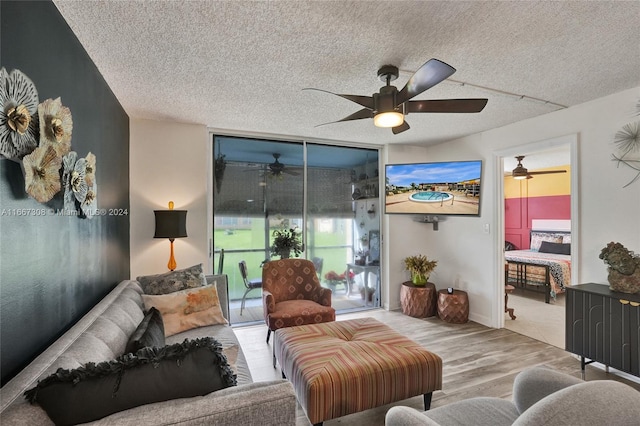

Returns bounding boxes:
[154,210,187,239]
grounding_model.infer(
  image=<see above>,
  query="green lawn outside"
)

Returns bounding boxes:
[214,227,353,300]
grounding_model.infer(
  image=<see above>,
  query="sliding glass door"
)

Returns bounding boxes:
[213,135,380,324]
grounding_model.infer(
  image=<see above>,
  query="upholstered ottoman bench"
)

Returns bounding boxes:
[275,317,442,426]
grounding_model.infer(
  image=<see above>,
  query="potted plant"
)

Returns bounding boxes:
[271,227,303,259]
[354,249,368,266]
[403,254,438,286]
[599,241,640,293]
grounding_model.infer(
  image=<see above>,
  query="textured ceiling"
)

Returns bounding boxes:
[53,0,640,147]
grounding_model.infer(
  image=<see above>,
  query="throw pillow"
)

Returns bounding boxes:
[530,232,563,251]
[142,284,228,336]
[539,241,571,255]
[124,307,165,354]
[136,263,206,295]
[24,337,237,426]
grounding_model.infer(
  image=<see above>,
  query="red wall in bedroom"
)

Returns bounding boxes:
[504,165,571,250]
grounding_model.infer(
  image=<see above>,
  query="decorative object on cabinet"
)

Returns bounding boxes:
[403,254,437,286]
[599,241,640,293]
[566,283,640,379]
[154,201,188,271]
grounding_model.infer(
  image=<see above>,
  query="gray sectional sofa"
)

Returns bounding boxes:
[0,275,297,425]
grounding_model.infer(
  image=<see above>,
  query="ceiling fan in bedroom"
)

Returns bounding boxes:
[511,155,567,180]
[304,58,488,134]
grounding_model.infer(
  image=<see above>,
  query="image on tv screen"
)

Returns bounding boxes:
[385,160,482,216]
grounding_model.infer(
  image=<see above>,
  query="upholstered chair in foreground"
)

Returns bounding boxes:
[262,259,335,365]
[385,365,640,426]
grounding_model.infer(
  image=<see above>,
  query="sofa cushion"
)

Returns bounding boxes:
[142,284,228,336]
[125,307,165,354]
[24,337,237,426]
[137,263,206,295]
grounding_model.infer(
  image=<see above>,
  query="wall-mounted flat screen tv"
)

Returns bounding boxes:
[385,160,482,216]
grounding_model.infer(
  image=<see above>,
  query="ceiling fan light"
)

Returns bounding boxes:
[512,165,528,180]
[373,111,403,128]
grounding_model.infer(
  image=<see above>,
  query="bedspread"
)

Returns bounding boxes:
[505,250,571,298]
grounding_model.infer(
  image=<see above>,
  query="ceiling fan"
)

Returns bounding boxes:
[304,58,488,134]
[511,155,567,180]
[265,153,299,177]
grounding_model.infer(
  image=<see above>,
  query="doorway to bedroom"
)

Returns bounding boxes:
[499,136,576,349]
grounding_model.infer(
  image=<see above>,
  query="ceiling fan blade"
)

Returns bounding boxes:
[396,59,456,105]
[392,121,410,135]
[407,98,488,113]
[303,88,374,109]
[315,108,373,127]
[527,170,567,175]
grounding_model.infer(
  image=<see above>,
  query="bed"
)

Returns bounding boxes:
[505,229,571,303]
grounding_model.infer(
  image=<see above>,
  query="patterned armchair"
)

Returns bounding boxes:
[262,259,335,350]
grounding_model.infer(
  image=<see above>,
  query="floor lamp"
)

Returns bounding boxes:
[154,201,187,271]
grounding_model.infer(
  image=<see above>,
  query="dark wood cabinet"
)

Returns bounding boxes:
[566,283,640,378]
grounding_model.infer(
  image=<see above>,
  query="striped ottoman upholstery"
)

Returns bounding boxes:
[275,317,442,425]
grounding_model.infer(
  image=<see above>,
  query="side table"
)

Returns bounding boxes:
[437,289,469,323]
[400,281,437,318]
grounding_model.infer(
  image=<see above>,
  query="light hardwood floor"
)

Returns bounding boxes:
[233,308,640,426]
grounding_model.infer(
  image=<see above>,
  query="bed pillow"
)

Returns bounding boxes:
[124,307,165,354]
[539,241,571,255]
[136,263,206,295]
[24,337,237,426]
[530,232,563,251]
[142,284,228,336]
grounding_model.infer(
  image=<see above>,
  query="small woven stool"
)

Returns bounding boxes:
[437,289,469,323]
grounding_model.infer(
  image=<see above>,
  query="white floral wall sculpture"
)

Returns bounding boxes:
[2,67,97,218]
[0,68,40,160]
[81,152,97,218]
[61,151,98,218]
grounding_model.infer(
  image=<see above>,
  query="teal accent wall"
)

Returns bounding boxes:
[1,0,130,385]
